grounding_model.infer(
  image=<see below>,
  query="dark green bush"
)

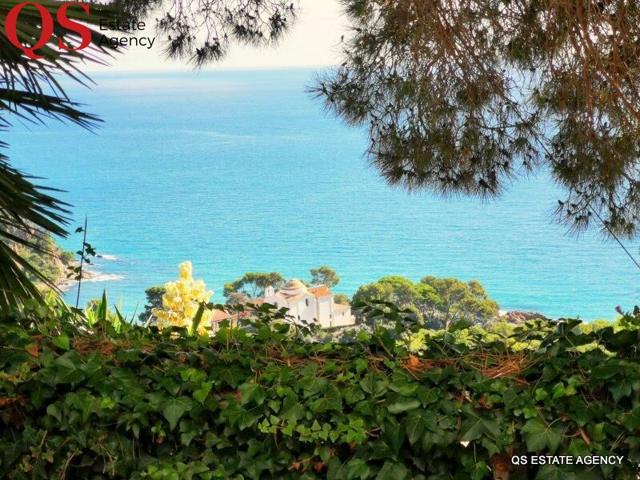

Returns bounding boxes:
[1,302,640,479]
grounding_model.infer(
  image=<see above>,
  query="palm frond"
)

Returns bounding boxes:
[0,144,70,310]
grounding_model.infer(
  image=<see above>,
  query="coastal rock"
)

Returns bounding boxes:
[57,268,124,292]
[57,266,98,292]
[503,310,549,323]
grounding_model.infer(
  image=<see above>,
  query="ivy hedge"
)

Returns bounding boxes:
[1,302,640,479]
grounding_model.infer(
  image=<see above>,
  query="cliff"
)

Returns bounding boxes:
[11,231,77,288]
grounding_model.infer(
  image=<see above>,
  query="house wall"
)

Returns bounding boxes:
[262,291,356,329]
[262,294,281,310]
[288,302,300,320]
[317,297,333,328]
[297,296,318,325]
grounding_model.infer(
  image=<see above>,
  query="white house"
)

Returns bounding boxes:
[262,279,355,329]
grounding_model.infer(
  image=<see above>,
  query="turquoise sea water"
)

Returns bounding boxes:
[6,68,640,319]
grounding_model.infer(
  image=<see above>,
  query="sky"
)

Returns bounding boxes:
[90,0,346,72]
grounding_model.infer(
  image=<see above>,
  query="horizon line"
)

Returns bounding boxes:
[83,63,339,76]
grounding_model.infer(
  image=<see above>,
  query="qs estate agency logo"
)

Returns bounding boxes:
[4,1,93,59]
[4,1,156,58]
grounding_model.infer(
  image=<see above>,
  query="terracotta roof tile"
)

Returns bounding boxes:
[308,285,331,298]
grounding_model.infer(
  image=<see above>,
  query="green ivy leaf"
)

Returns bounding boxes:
[376,461,408,480]
[163,397,193,430]
[591,362,620,380]
[387,399,420,414]
[343,385,366,404]
[224,404,260,431]
[311,384,342,413]
[300,375,329,397]
[281,403,305,423]
[346,458,370,479]
[46,404,62,422]
[51,334,70,350]
[239,383,266,406]
[404,410,436,445]
[212,365,246,388]
[193,382,213,404]
[610,382,632,402]
[460,414,501,442]
[50,351,84,385]
[522,419,563,453]
[360,372,388,398]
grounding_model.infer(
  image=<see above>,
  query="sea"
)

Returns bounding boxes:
[5,68,639,320]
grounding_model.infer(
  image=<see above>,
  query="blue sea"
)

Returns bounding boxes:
[6,68,640,319]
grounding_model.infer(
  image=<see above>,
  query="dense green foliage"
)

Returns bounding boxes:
[334,293,351,306]
[0,160,71,309]
[353,276,499,328]
[139,286,167,324]
[309,266,340,288]
[223,272,286,304]
[17,234,74,285]
[1,301,640,479]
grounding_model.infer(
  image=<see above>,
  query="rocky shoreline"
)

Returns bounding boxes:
[57,264,123,293]
[500,310,550,323]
